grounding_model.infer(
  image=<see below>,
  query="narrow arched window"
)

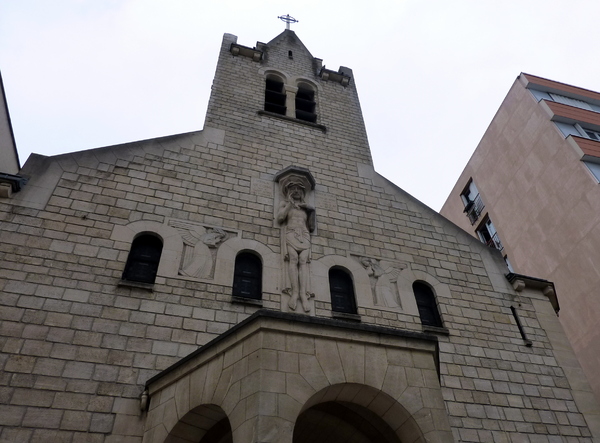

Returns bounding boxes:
[329,267,357,314]
[295,84,316,123]
[122,234,163,284]
[232,252,262,300]
[264,76,286,116]
[413,281,443,327]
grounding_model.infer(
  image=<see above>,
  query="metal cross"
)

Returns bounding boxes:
[278,14,298,30]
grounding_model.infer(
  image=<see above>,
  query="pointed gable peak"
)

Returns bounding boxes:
[264,29,314,59]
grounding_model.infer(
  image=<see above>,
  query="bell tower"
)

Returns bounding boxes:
[201,27,378,313]
[204,28,373,169]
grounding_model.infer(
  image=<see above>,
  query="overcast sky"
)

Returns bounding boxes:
[2,1,600,211]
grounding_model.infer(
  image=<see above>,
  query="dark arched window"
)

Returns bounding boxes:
[295,84,316,123]
[122,234,163,284]
[232,252,262,300]
[329,268,357,314]
[264,76,286,116]
[413,281,443,327]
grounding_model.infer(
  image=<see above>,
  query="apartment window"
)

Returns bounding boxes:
[460,180,485,225]
[264,76,287,116]
[295,84,317,123]
[413,282,443,328]
[122,234,163,284]
[549,93,593,111]
[329,267,357,314]
[232,252,262,300]
[584,128,600,141]
[583,161,600,182]
[476,217,503,251]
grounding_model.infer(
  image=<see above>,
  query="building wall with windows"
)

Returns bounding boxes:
[2,34,600,442]
[441,72,600,404]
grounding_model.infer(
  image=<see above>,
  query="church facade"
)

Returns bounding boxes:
[1,30,599,442]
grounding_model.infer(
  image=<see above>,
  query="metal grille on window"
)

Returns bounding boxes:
[461,180,485,225]
[264,79,287,115]
[232,253,262,300]
[329,268,357,314]
[122,234,163,284]
[476,218,503,251]
[413,281,443,327]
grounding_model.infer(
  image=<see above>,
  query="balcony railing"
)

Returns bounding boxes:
[485,232,503,251]
[464,194,485,225]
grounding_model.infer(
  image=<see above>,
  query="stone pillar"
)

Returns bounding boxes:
[284,85,298,119]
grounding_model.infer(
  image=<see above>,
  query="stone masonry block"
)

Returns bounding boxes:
[61,410,92,431]
[22,407,63,428]
[11,388,55,407]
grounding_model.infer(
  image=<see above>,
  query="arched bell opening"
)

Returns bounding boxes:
[164,404,232,443]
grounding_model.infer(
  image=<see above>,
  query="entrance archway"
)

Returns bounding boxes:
[165,404,232,443]
[293,401,401,443]
[293,384,429,443]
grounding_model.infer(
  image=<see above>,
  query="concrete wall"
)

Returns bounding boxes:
[441,75,600,404]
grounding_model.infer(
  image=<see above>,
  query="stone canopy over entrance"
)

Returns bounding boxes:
[143,311,453,443]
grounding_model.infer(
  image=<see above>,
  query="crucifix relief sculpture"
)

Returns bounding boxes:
[275,167,316,313]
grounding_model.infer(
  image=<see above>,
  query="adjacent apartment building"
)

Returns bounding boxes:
[2,31,600,441]
[441,73,600,403]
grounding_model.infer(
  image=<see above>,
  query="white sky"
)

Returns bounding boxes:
[2,1,600,211]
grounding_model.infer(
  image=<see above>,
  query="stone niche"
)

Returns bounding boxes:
[274,166,317,315]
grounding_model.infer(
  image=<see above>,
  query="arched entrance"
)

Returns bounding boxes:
[293,384,428,443]
[165,404,232,443]
[294,401,401,443]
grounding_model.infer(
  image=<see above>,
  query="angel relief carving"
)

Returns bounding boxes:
[359,256,407,308]
[169,220,229,279]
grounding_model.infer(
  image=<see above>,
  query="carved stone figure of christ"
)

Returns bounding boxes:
[277,181,316,312]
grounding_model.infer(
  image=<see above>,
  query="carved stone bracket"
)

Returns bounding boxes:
[511,279,526,292]
[319,67,351,86]
[274,166,316,191]
[230,43,262,61]
[506,272,560,314]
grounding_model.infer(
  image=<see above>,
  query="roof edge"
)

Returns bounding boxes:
[506,272,560,314]
[144,309,438,389]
